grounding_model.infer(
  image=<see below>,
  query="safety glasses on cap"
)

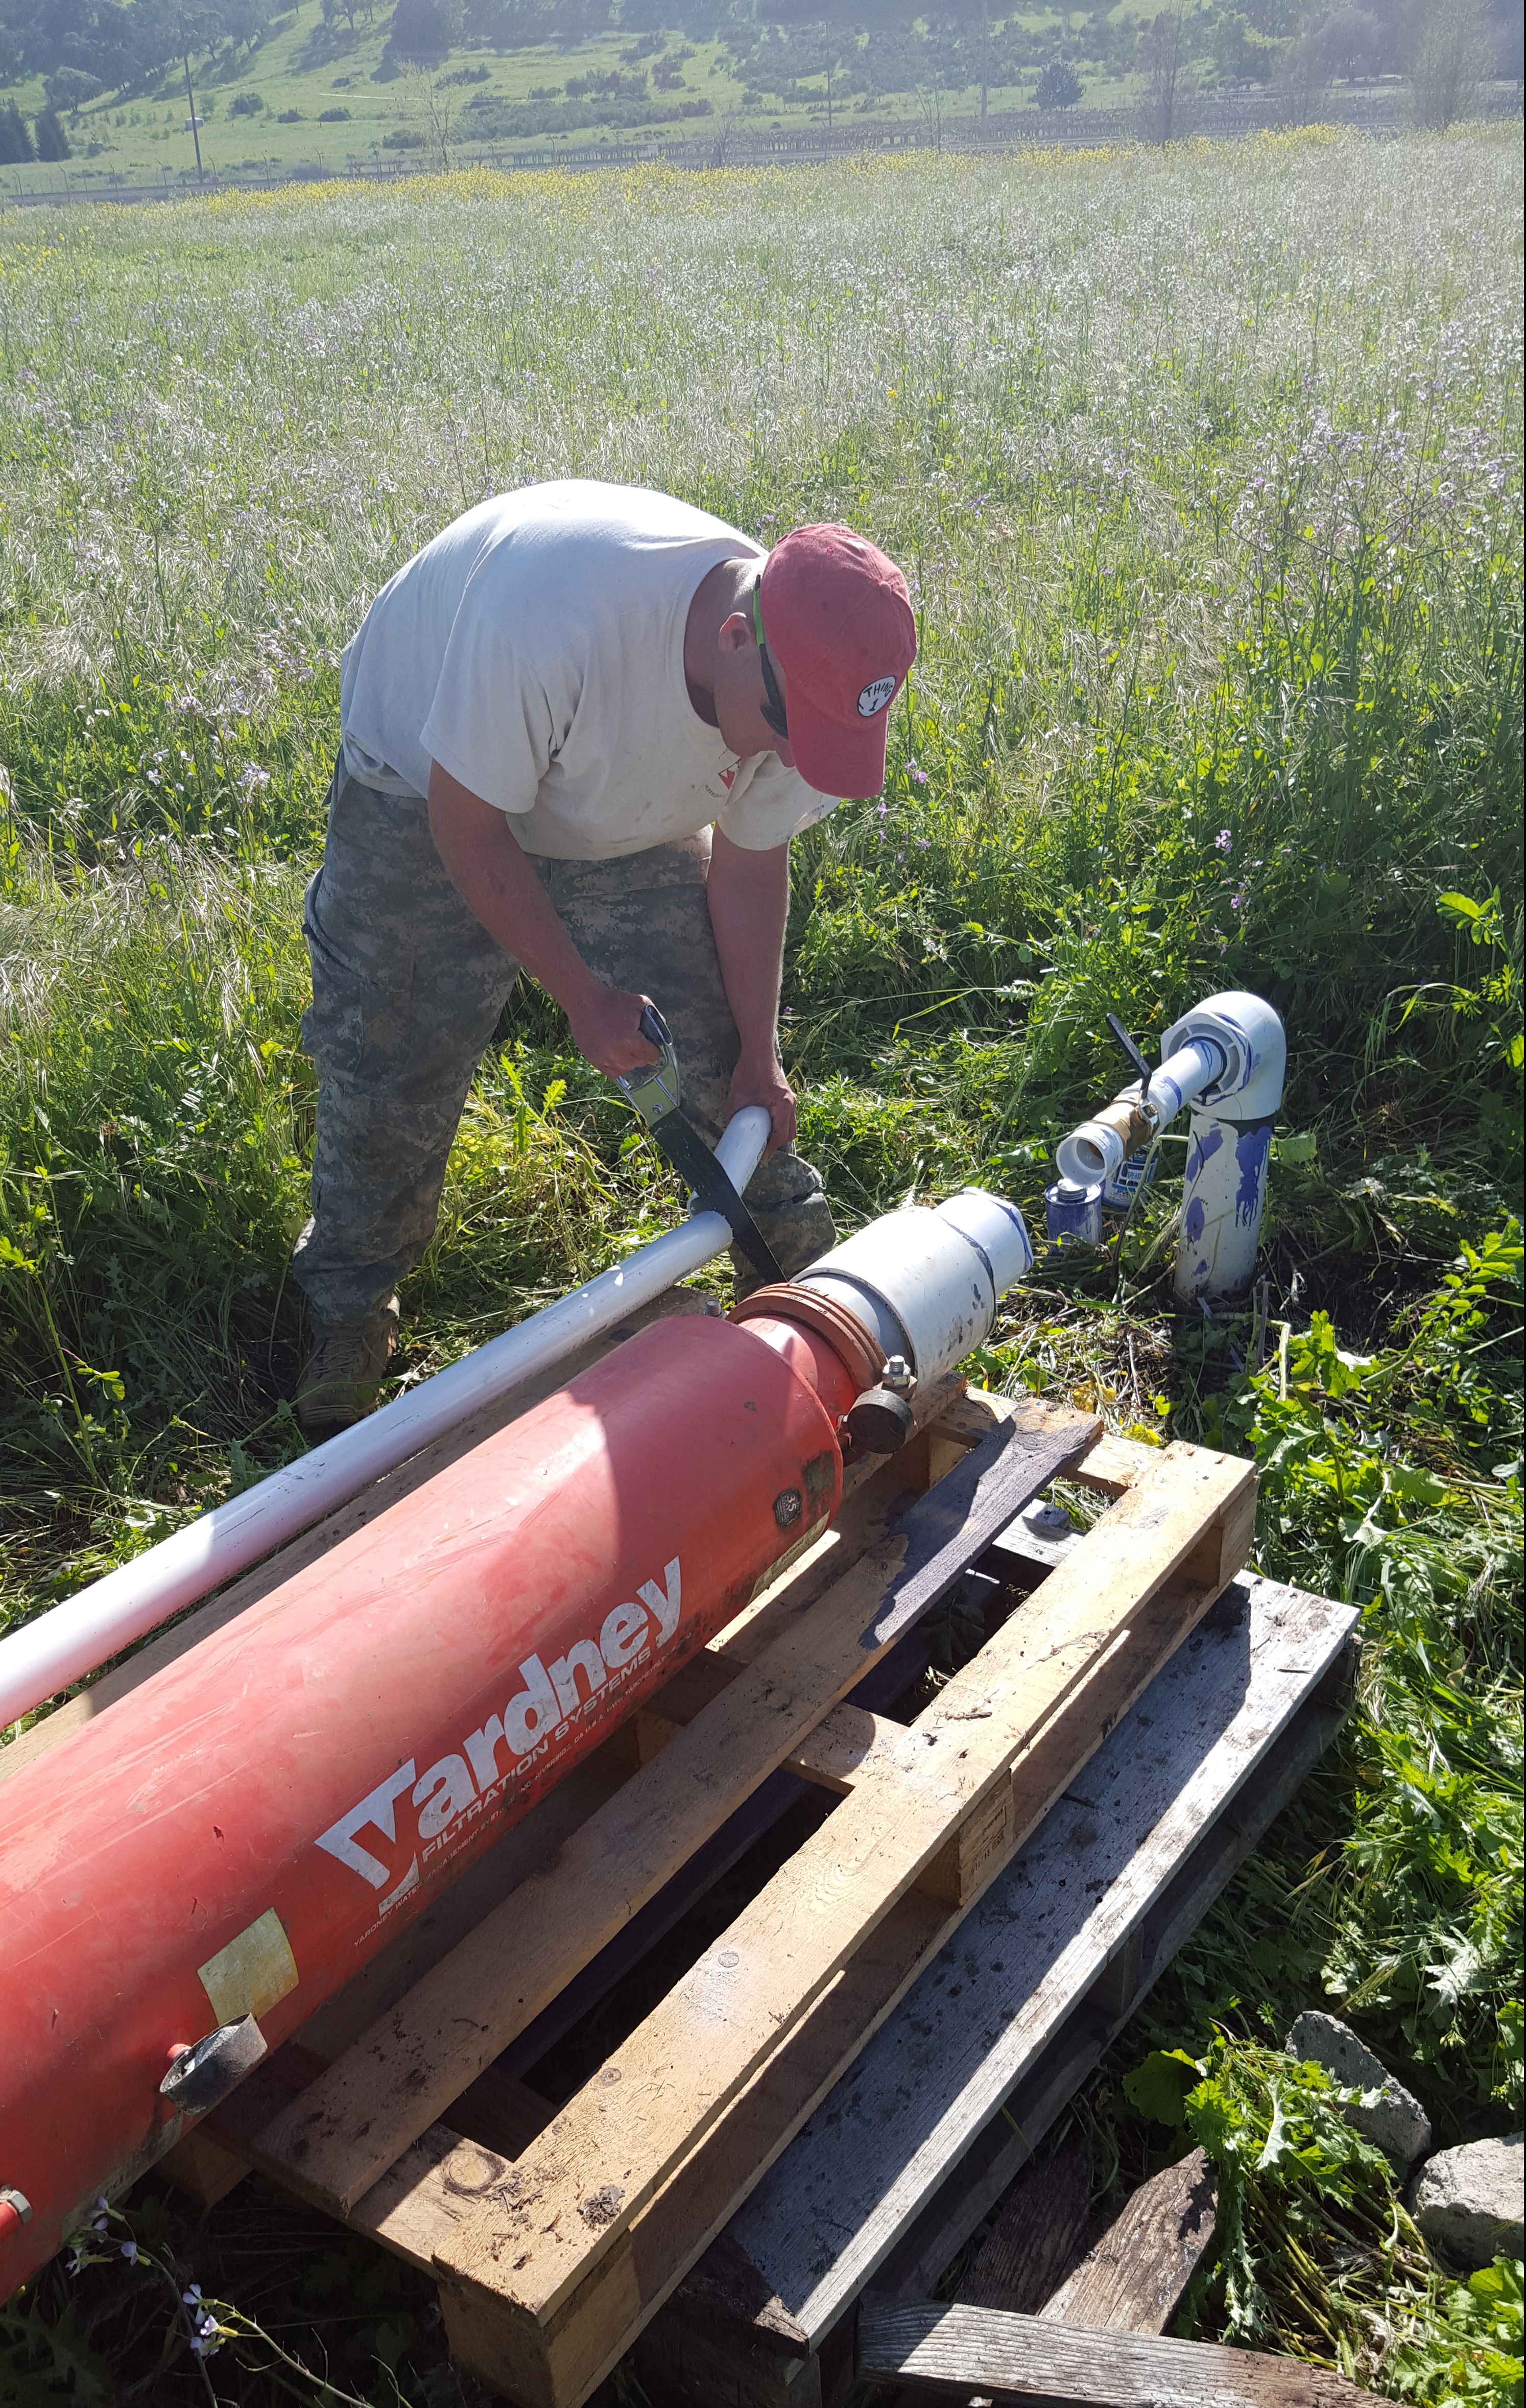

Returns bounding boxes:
[751,582,790,743]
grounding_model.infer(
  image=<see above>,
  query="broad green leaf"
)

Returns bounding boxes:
[1123,2048,1203,2127]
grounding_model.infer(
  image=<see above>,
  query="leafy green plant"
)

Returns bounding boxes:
[1127,2035,1523,2402]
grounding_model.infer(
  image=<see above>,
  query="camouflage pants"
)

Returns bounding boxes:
[291,764,835,1331]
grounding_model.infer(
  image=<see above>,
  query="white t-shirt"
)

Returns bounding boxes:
[339,481,835,860]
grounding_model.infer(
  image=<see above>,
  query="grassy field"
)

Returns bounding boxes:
[1,132,1521,2403]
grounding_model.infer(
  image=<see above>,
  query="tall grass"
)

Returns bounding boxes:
[0,133,1520,2402]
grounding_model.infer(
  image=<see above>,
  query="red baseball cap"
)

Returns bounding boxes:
[758,524,917,798]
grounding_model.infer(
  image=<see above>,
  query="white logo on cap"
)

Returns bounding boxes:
[857,676,897,718]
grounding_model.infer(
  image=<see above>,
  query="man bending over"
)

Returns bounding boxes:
[293,480,916,1432]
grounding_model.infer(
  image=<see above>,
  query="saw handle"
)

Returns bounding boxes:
[636,1000,673,1058]
[614,1002,681,1126]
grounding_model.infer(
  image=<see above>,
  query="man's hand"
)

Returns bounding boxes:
[724,1053,797,1155]
[567,985,662,1080]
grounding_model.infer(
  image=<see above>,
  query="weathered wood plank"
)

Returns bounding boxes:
[957,2124,1094,2315]
[432,1447,1251,2367]
[857,2294,1388,2405]
[713,1576,1355,2349]
[1041,2148,1218,2336]
[249,1395,1102,2217]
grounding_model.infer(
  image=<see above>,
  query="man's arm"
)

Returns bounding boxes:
[706,825,797,1155]
[427,764,658,1077]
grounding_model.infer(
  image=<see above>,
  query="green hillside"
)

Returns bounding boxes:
[0,0,1146,188]
[6,0,1500,190]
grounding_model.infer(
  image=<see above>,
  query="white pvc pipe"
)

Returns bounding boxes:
[1142,1036,1229,1134]
[0,1107,773,1732]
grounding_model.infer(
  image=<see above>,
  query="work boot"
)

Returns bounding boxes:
[296,1297,399,1435]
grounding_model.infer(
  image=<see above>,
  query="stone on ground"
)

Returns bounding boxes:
[1411,2135,1524,2270]
[1285,2011,1432,2170]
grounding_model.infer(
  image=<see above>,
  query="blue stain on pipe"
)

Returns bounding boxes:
[1235,1125,1273,1226]
[1184,1196,1207,1242]
[1184,1124,1223,1184]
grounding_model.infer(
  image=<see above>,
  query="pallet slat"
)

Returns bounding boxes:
[1038,2147,1219,2335]
[634,1592,1356,2408]
[249,1395,1100,2216]
[858,2294,1389,2405]
[500,1550,1239,2408]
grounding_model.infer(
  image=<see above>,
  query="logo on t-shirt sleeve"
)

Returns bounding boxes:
[857,676,898,718]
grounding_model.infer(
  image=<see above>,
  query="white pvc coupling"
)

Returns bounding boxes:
[1055,1115,1125,1192]
[798,1189,1032,1389]
[0,1108,774,1734]
[1146,1036,1228,1129]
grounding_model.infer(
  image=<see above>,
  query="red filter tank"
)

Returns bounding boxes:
[0,1310,848,2292]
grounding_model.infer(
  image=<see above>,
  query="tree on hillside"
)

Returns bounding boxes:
[321,0,376,33]
[1320,4,1380,79]
[0,0,141,89]
[1411,0,1490,123]
[45,64,105,109]
[1277,22,1328,119]
[34,100,71,154]
[220,0,274,55]
[1035,56,1082,106]
[0,0,231,96]
[388,0,462,55]
[1211,8,1282,82]
[0,94,35,157]
[1138,0,1197,140]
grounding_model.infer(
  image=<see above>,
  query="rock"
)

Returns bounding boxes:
[1412,2135,1524,2270]
[1285,2011,1432,2170]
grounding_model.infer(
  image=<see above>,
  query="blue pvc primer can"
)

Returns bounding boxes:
[1044,1180,1104,1246]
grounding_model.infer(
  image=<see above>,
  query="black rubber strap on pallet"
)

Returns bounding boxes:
[857,1406,1102,1655]
[650,1106,784,1284]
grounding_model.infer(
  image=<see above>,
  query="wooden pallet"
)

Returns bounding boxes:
[635,1566,1358,2407]
[6,1294,1262,2408]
